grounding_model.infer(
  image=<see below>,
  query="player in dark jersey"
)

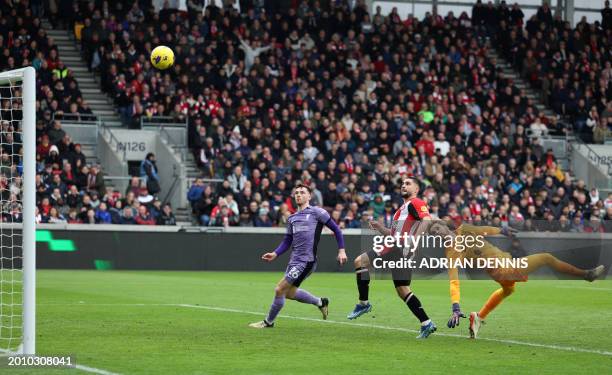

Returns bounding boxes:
[347,177,437,338]
[249,184,347,328]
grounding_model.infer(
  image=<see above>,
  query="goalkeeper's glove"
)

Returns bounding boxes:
[501,226,518,237]
[447,303,466,328]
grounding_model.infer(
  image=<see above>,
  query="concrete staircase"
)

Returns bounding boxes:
[42,20,123,128]
[486,49,573,170]
[42,20,235,225]
[486,50,555,118]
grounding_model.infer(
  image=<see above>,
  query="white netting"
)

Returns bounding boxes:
[0,72,25,353]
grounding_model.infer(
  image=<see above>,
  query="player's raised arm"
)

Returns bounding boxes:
[427,220,465,328]
[314,207,347,265]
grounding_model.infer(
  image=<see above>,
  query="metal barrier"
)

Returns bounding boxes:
[140,116,186,127]
[141,116,188,155]
[61,121,99,146]
[52,112,98,123]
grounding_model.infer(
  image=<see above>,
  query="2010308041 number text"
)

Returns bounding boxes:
[3,355,75,368]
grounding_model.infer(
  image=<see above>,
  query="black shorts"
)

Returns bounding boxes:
[366,248,412,287]
[284,261,316,288]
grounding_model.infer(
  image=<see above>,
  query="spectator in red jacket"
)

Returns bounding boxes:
[135,205,155,225]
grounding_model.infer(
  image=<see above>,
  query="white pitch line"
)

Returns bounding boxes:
[75,364,121,375]
[0,348,120,375]
[38,302,612,357]
[175,303,612,357]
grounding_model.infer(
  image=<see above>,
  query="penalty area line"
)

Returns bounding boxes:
[174,303,612,357]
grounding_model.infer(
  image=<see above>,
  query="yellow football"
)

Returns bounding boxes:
[150,45,175,70]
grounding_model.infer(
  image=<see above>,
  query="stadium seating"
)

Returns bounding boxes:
[0,1,174,225]
[3,1,611,231]
[493,2,612,143]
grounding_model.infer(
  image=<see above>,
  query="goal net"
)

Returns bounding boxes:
[0,67,36,355]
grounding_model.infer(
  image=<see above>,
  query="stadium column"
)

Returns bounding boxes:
[564,0,575,26]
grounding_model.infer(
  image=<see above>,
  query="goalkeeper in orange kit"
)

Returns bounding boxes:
[427,221,605,339]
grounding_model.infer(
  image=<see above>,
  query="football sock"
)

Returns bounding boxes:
[404,292,430,323]
[356,267,370,302]
[293,289,321,306]
[479,285,515,319]
[266,295,285,324]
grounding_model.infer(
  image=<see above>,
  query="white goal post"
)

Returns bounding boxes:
[0,67,36,355]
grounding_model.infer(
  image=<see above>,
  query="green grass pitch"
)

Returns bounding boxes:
[12,270,612,374]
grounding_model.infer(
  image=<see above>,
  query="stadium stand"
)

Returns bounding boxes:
[0,1,174,225]
[492,1,612,143]
[1,1,610,231]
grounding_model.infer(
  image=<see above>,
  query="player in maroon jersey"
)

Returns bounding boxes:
[347,177,437,338]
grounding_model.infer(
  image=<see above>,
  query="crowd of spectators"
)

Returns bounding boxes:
[3,1,611,232]
[490,0,612,143]
[115,0,610,232]
[0,0,174,226]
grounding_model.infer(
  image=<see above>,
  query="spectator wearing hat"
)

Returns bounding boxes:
[46,145,61,166]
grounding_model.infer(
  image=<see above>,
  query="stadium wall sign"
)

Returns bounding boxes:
[27,225,612,276]
[111,129,157,160]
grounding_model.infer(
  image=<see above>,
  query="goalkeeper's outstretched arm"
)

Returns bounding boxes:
[446,247,465,328]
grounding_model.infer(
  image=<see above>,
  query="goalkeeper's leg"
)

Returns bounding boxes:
[470,281,516,338]
[523,253,604,280]
[478,281,516,320]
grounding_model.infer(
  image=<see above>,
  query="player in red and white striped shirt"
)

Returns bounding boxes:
[347,177,437,338]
